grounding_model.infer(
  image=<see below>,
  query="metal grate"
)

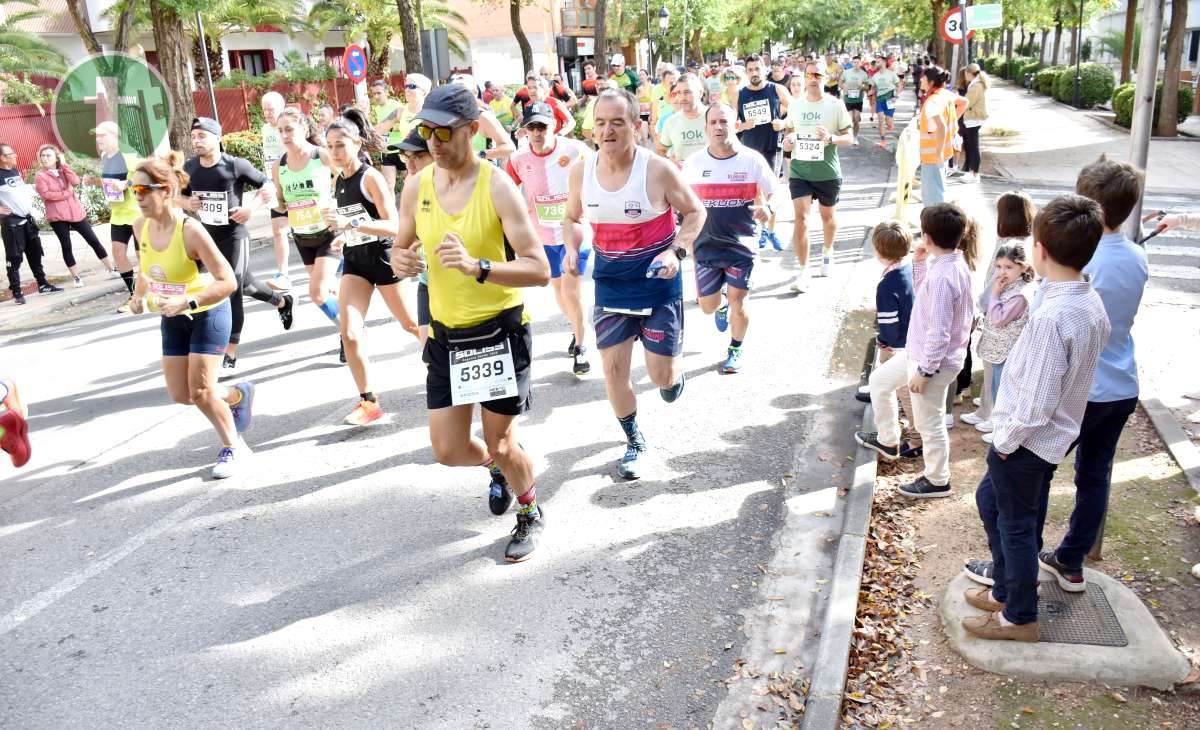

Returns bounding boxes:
[1037,580,1129,647]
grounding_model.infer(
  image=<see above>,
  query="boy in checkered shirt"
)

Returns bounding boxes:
[960,194,1111,643]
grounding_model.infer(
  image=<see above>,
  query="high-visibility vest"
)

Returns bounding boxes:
[918,89,958,165]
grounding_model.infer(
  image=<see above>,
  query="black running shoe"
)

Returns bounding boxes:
[854,431,901,461]
[488,473,513,516]
[222,354,237,370]
[899,442,923,459]
[13,293,26,306]
[659,372,685,403]
[855,391,871,404]
[38,283,63,293]
[898,476,951,499]
[339,337,347,363]
[505,506,545,562]
[572,344,591,375]
[963,558,996,586]
[1038,549,1085,592]
[277,294,294,330]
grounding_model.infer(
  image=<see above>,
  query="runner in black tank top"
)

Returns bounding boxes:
[324,119,419,427]
[736,55,788,251]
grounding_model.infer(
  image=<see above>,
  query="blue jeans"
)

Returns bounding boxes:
[920,161,947,205]
[991,360,1004,403]
[1047,397,1139,570]
[976,446,1057,625]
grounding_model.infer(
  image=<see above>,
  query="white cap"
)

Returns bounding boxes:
[405,73,432,92]
[610,53,626,66]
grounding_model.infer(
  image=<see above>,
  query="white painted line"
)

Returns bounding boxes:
[1150,264,1200,281]
[1147,244,1200,258]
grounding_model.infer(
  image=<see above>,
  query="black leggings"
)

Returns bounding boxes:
[216,237,281,345]
[49,219,108,268]
[961,125,982,173]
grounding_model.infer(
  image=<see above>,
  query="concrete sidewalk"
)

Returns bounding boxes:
[0,208,278,332]
[980,80,1200,195]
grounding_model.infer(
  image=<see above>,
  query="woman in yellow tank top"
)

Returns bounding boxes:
[127,155,255,480]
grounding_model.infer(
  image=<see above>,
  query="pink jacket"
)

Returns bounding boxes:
[34,166,86,223]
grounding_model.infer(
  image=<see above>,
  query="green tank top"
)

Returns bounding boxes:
[278,148,332,235]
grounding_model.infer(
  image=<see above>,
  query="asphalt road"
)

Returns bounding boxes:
[0,132,898,728]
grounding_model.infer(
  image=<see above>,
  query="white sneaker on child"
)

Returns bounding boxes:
[975,420,994,433]
[960,411,985,426]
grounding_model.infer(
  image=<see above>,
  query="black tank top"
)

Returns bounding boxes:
[736,84,782,153]
[334,163,389,246]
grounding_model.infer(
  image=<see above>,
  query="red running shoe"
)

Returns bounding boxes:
[1,378,30,467]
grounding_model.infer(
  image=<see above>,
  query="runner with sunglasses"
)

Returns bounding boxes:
[506,102,592,376]
[271,108,345,360]
[322,118,418,426]
[780,61,853,291]
[127,155,255,479]
[389,84,551,562]
[374,74,431,190]
[181,117,294,371]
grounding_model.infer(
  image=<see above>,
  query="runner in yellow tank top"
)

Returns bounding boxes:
[390,84,551,563]
[126,155,257,480]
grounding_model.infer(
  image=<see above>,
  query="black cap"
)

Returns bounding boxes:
[190,116,221,136]
[389,127,429,154]
[415,84,481,126]
[522,102,555,128]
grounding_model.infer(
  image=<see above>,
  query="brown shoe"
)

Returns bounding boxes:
[964,586,1004,612]
[962,611,1038,642]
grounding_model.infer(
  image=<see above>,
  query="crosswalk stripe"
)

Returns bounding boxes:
[1147,244,1200,258]
[1150,264,1200,280]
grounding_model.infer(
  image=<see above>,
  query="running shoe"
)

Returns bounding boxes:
[222,354,237,370]
[714,304,729,333]
[489,471,513,515]
[721,345,744,374]
[960,411,985,426]
[343,399,383,426]
[765,229,783,251]
[211,442,251,480]
[1038,549,1086,592]
[820,255,834,277]
[572,344,591,376]
[975,420,994,433]
[852,139,860,148]
[108,268,121,279]
[981,432,994,445]
[117,295,132,314]
[277,294,294,330]
[963,558,996,586]
[267,272,292,292]
[659,372,685,403]
[230,382,255,433]
[789,271,809,294]
[617,434,647,480]
[757,228,768,249]
[339,337,347,363]
[504,506,545,562]
[0,379,31,468]
[73,276,84,288]
[854,431,900,461]
[38,283,63,293]
[973,397,982,408]
[13,293,26,306]
[898,476,951,499]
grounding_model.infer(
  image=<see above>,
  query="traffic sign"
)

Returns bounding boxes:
[344,44,368,83]
[967,4,1004,30]
[52,53,172,158]
[940,7,977,45]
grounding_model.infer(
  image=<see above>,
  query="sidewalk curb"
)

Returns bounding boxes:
[1140,395,1200,497]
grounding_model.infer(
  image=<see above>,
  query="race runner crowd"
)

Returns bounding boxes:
[2,47,1199,643]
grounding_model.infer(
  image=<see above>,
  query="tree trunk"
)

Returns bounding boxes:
[509,0,534,77]
[1069,18,1079,65]
[930,0,949,66]
[1052,14,1063,65]
[1120,0,1138,82]
[395,0,422,74]
[191,34,224,86]
[66,0,103,56]
[1005,28,1014,64]
[1040,29,1049,64]
[149,0,196,152]
[594,0,608,75]
[416,0,425,32]
[689,28,702,64]
[1158,0,1188,135]
[112,0,135,53]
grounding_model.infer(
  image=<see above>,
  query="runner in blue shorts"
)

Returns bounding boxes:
[683,103,780,373]
[564,89,705,479]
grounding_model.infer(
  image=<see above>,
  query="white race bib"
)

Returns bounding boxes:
[337,203,379,247]
[102,178,125,203]
[886,98,897,111]
[845,89,861,99]
[449,340,518,406]
[196,191,229,227]
[792,136,825,162]
[743,100,772,126]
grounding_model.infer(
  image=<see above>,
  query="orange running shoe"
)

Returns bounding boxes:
[343,399,383,426]
[0,378,31,467]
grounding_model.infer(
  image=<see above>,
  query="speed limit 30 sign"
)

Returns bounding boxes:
[940,7,977,45]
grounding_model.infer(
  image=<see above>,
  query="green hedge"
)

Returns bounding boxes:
[1018,60,1043,82]
[1004,56,1032,80]
[1036,67,1064,95]
[981,55,1005,76]
[1050,63,1114,108]
[1113,81,1196,129]
[222,130,264,171]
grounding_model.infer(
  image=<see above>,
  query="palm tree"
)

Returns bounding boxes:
[0,0,68,76]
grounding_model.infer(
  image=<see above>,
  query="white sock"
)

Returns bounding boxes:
[995,610,1014,626]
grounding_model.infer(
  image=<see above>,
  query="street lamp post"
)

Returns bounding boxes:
[657,6,670,68]
[681,0,687,67]
[1072,0,1085,107]
[642,0,654,71]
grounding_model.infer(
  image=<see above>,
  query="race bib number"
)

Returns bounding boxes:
[287,199,325,234]
[449,340,518,406]
[102,178,125,203]
[886,98,897,111]
[743,100,771,126]
[196,191,229,227]
[534,193,567,225]
[337,203,379,246]
[845,89,861,100]
[792,136,825,162]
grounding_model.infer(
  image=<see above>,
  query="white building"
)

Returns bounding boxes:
[1082,0,1200,80]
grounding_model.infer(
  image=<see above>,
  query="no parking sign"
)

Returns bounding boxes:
[344,44,368,83]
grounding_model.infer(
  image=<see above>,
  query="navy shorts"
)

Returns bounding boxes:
[160,300,232,357]
[544,244,566,279]
[695,258,754,296]
[594,299,684,357]
[875,97,896,116]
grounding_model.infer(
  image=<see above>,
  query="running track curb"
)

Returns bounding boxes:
[802,379,879,728]
[1140,395,1200,497]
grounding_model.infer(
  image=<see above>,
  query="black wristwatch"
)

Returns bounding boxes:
[476,258,492,283]
[917,367,939,378]
[672,245,688,261]
[478,151,488,159]
[187,297,199,311]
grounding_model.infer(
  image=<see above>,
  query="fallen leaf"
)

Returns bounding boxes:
[1110,691,1127,703]
[1021,706,1036,714]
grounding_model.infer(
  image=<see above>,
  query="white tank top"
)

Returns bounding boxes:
[582,145,667,225]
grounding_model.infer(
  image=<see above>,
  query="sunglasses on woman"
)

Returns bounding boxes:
[130,183,166,197]
[805,71,824,79]
[405,83,420,90]
[416,122,469,142]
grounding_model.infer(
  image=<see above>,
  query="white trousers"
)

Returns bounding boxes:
[868,350,958,485]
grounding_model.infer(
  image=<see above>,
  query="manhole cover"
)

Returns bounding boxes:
[1038,580,1128,647]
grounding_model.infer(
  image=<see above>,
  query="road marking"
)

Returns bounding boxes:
[1148,244,1200,258]
[1150,264,1200,281]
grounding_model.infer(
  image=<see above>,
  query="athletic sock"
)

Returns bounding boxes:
[516,486,538,517]
[618,411,639,441]
[730,338,743,349]
[120,271,134,293]
[360,392,376,403]
[317,299,340,323]
[486,457,507,484]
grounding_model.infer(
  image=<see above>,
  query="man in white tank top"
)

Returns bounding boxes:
[563,90,706,480]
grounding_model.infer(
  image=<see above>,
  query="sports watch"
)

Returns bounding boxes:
[476,258,492,283]
[187,297,199,311]
[672,245,688,261]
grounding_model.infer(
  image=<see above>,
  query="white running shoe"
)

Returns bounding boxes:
[975,420,994,433]
[973,397,982,408]
[960,411,985,426]
[820,255,834,277]
[73,276,84,288]
[981,432,994,445]
[789,269,809,294]
[212,441,252,479]
[266,272,292,292]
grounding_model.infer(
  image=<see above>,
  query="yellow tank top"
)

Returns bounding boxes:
[415,162,523,328]
[139,216,216,314]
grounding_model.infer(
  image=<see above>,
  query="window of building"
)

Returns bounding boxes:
[562,0,595,30]
[229,50,274,77]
